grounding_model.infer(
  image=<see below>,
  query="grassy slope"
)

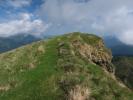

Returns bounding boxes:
[0,32,132,100]
[0,38,62,100]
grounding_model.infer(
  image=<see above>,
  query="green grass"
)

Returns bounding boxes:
[0,38,63,100]
[0,32,132,100]
[86,63,133,100]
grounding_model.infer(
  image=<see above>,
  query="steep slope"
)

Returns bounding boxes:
[0,32,132,100]
[113,56,133,89]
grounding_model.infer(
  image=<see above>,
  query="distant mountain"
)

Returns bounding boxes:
[0,32,132,100]
[104,36,133,56]
[113,56,133,89]
[0,34,41,53]
[1,34,133,56]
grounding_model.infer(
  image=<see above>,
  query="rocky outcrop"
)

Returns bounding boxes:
[57,34,114,73]
[71,39,114,73]
[57,33,116,100]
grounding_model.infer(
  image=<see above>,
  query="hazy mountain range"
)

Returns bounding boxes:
[0,34,133,56]
[0,34,40,53]
[104,37,133,56]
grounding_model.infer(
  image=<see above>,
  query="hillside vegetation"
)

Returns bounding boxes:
[113,56,133,89]
[0,32,132,100]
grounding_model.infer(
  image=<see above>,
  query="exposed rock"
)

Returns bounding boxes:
[56,33,122,100]
[57,36,114,73]
[58,42,70,55]
[72,40,114,73]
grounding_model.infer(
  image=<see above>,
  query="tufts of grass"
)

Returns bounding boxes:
[0,32,132,100]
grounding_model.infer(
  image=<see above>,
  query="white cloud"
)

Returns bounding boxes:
[38,0,133,45]
[0,13,50,37]
[119,30,133,45]
[9,0,31,8]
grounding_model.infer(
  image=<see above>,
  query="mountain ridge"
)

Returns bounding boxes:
[0,32,132,100]
[0,34,41,53]
[104,36,133,56]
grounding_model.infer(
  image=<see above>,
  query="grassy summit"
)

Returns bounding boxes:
[0,32,132,100]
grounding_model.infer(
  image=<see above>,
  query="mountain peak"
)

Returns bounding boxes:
[0,32,132,100]
[58,32,113,72]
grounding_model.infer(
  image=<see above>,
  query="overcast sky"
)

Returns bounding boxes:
[0,0,133,45]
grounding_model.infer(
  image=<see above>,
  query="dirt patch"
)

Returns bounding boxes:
[68,85,91,100]
[0,85,10,91]
[38,45,45,53]
[29,63,35,69]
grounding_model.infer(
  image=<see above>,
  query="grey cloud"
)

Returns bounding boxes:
[38,0,133,45]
